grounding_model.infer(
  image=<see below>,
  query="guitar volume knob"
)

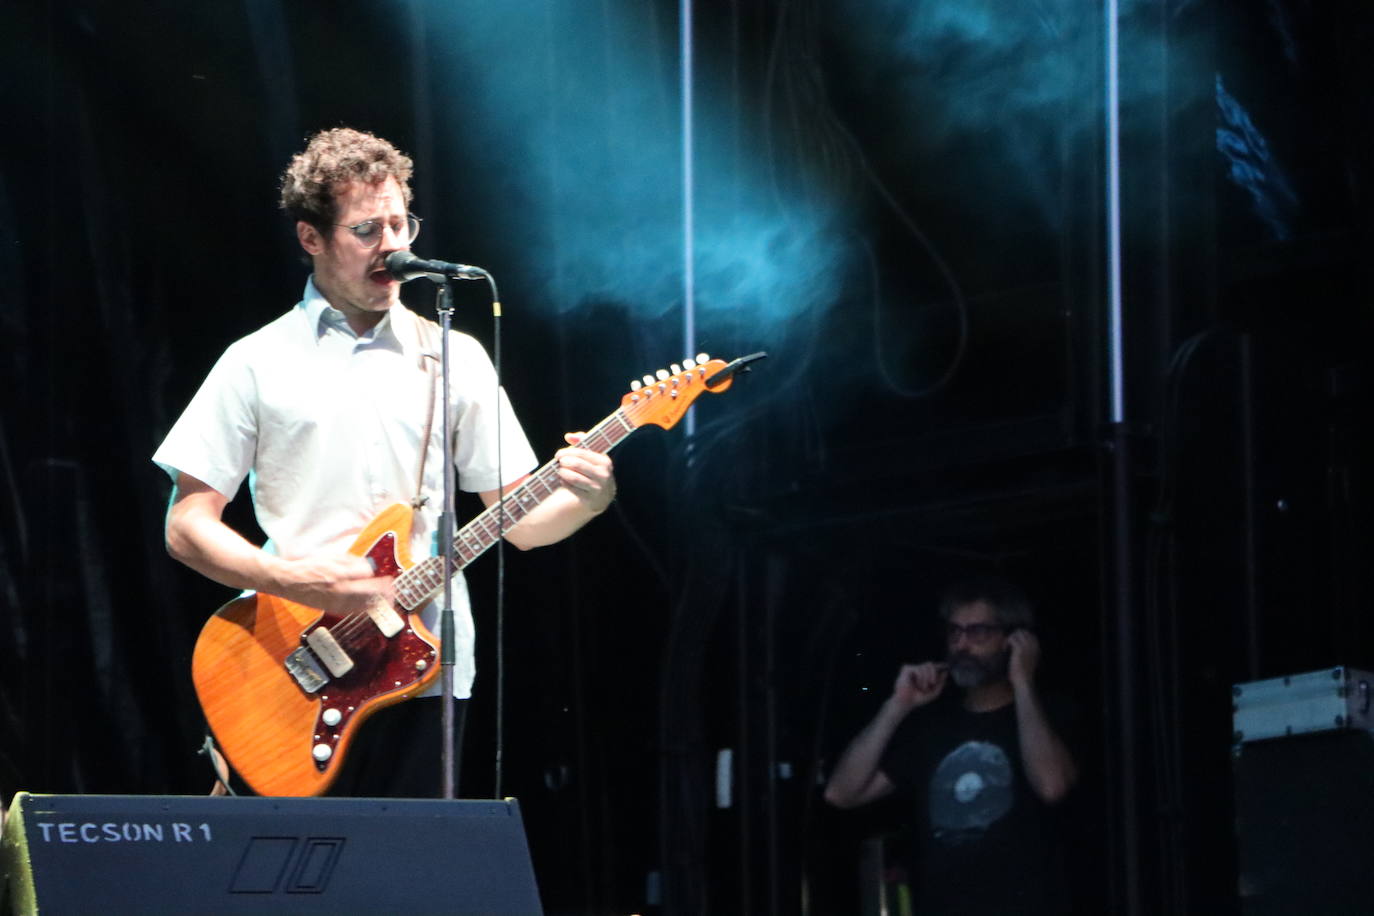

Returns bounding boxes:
[313,743,333,762]
[322,708,342,726]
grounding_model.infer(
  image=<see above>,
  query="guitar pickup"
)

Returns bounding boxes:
[365,598,405,638]
[305,627,356,678]
[284,647,330,694]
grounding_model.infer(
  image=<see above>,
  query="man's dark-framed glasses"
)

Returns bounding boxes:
[335,213,422,248]
[945,622,1008,644]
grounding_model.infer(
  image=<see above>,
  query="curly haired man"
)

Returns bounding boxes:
[154,128,615,797]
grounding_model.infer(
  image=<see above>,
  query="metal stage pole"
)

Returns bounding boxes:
[1103,1,1144,912]
[435,279,459,800]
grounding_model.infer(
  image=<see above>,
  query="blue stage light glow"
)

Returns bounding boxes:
[1215,74,1298,243]
[413,0,858,340]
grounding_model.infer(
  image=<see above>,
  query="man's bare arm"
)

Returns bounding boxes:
[164,472,391,613]
[486,434,617,551]
[823,699,903,808]
[824,662,948,808]
[1008,629,1078,803]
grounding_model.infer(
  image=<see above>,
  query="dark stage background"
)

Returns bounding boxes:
[3,1,1373,913]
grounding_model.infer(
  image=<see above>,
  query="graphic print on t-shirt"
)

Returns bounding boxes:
[928,740,1013,846]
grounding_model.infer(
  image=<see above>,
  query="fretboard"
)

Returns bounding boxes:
[394,407,638,612]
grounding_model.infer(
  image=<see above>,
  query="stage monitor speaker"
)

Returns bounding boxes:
[0,793,543,915]
[1233,729,1374,914]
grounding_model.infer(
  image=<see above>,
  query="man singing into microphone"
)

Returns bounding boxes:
[153,127,615,797]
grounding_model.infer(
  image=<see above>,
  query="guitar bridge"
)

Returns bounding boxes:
[285,647,330,694]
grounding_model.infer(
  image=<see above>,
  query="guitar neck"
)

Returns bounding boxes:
[394,407,636,612]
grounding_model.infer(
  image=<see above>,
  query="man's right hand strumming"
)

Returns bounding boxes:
[268,554,396,615]
[166,472,394,615]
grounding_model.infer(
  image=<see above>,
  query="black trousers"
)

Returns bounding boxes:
[324,696,468,799]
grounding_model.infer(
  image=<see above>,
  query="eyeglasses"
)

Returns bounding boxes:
[334,213,422,248]
[945,622,1008,644]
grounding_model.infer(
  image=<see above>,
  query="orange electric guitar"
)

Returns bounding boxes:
[191,353,764,796]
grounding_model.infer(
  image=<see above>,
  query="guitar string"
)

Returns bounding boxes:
[320,411,632,652]
[309,409,635,656]
[320,460,572,650]
[288,389,689,755]
[328,462,553,630]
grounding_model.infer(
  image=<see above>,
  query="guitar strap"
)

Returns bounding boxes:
[196,323,445,797]
[412,313,443,512]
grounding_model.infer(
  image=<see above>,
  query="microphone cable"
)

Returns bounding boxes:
[488,274,508,801]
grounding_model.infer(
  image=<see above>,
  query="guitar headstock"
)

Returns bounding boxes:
[620,354,733,430]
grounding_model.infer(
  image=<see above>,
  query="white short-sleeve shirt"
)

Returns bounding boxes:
[153,277,538,697]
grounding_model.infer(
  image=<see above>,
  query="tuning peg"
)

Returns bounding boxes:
[671,363,683,375]
[656,369,670,381]
[642,374,655,387]
[683,357,697,369]
[696,352,709,364]
[630,380,642,391]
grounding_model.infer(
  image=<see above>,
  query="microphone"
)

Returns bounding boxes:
[384,250,488,282]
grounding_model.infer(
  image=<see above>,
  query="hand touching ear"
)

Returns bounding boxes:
[1007,628,1041,688]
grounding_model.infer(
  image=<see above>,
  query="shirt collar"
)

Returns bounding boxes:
[299,276,411,353]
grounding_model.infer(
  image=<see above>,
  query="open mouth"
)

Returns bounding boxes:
[369,267,394,287]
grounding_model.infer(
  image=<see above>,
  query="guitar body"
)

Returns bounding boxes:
[191,504,441,797]
[189,353,759,797]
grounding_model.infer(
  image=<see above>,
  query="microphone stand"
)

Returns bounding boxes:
[434,278,459,800]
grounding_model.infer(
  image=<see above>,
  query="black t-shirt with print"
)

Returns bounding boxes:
[880,690,1074,915]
